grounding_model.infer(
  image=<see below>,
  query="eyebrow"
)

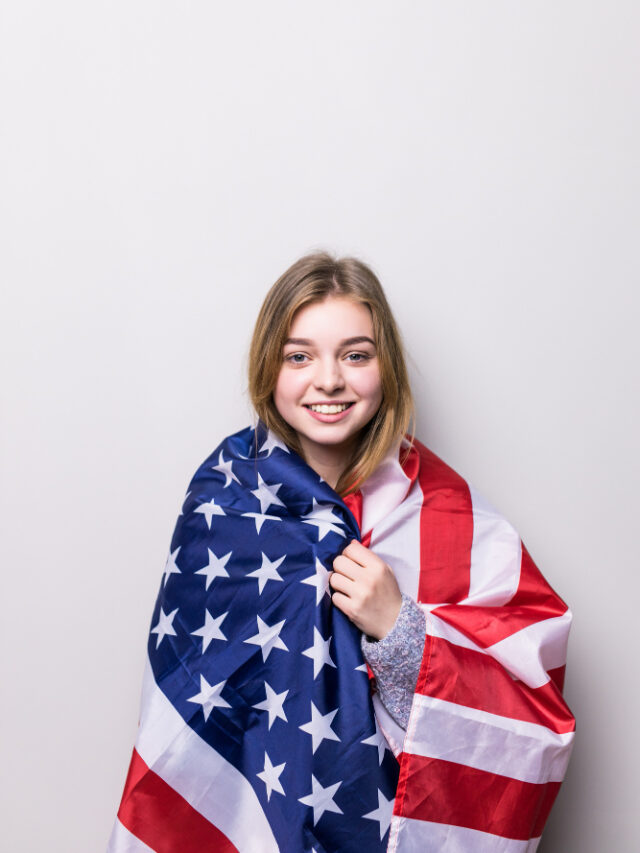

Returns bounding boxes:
[283,336,376,347]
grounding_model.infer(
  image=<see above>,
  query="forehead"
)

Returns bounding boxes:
[287,297,373,339]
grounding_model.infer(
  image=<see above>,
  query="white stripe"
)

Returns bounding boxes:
[360,440,412,536]
[364,465,424,601]
[107,818,154,852]
[134,658,279,853]
[489,610,572,688]
[405,695,574,784]
[388,816,541,852]
[423,608,489,654]
[466,486,521,605]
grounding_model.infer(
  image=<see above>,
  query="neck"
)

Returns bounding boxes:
[299,439,356,491]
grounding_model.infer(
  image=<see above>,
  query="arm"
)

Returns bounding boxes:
[360,592,426,729]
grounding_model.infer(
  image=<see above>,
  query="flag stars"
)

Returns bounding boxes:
[299,775,343,826]
[191,609,228,653]
[195,548,231,590]
[256,752,286,801]
[187,674,231,722]
[363,789,395,840]
[253,682,289,729]
[302,626,336,678]
[299,702,340,754]
[150,607,178,648]
[242,511,282,535]
[247,552,286,594]
[361,715,390,765]
[163,547,181,586]
[300,557,331,605]
[194,497,226,529]
[251,473,286,514]
[301,499,346,540]
[258,429,290,456]
[212,450,240,488]
[244,615,288,662]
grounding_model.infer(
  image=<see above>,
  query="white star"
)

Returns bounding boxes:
[301,557,331,605]
[247,552,286,594]
[361,715,390,765]
[195,548,231,590]
[363,789,395,840]
[163,547,181,586]
[212,450,240,487]
[191,609,228,653]
[150,607,178,648]
[302,626,336,678]
[259,429,290,456]
[301,499,346,540]
[355,662,369,673]
[242,511,282,534]
[299,702,340,753]
[253,682,289,729]
[194,497,226,529]
[245,615,288,661]
[187,674,231,722]
[251,473,286,514]
[256,752,286,801]
[298,774,343,826]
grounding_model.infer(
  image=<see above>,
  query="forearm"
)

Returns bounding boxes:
[360,592,426,729]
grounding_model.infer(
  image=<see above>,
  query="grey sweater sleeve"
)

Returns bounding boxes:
[360,593,427,729]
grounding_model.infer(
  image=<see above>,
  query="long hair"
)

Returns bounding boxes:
[248,252,415,496]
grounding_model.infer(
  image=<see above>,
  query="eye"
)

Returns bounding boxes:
[285,352,309,364]
[345,352,369,363]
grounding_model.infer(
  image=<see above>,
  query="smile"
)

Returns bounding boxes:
[305,403,354,414]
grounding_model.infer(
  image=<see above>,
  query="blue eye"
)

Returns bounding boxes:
[286,353,308,364]
[346,353,368,362]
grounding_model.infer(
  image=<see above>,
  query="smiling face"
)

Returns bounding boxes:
[273,296,383,484]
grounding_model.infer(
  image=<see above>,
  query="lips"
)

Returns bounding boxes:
[303,402,355,423]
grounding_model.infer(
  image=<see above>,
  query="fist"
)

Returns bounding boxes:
[329,539,402,640]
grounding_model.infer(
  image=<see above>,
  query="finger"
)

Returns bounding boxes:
[328,571,355,597]
[332,554,363,580]
[330,591,353,620]
[342,539,373,566]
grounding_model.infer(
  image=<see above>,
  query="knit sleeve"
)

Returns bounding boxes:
[360,592,427,729]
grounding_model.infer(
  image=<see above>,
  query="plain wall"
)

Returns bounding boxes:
[1,2,638,850]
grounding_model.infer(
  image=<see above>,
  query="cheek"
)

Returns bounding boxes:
[355,367,383,405]
[274,370,302,409]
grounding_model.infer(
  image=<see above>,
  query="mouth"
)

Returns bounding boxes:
[303,402,355,414]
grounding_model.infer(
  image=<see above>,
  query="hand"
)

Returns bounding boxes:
[329,539,402,640]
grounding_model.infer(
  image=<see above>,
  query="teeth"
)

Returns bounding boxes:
[309,403,351,414]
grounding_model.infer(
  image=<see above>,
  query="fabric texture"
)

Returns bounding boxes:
[108,421,575,852]
[361,593,427,729]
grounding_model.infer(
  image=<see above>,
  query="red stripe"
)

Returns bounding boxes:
[417,636,575,734]
[395,754,560,840]
[410,440,474,603]
[117,748,239,853]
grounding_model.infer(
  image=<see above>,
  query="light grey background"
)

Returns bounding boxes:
[1,2,638,851]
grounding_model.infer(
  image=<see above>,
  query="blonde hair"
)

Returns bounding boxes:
[248,252,415,496]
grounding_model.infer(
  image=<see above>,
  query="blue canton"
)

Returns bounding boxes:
[148,422,399,852]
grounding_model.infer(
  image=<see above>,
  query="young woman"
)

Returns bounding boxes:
[108,253,575,853]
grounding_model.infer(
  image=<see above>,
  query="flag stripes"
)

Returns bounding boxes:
[117,749,238,853]
[394,755,560,841]
[388,817,541,852]
[406,695,573,784]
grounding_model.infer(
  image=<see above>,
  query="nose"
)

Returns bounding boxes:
[312,357,346,393]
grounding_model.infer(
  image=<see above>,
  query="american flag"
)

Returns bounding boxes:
[109,422,574,852]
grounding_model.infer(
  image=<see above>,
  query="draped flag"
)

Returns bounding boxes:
[108,422,574,852]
